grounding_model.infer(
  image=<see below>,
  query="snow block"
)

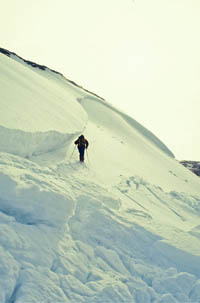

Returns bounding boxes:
[0,126,77,158]
[0,246,20,303]
[190,280,200,302]
[0,163,75,228]
[14,267,68,303]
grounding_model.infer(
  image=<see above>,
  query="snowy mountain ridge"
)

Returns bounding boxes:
[0,47,174,159]
[0,47,105,101]
[1,49,200,302]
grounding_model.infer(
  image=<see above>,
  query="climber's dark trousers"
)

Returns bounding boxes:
[78,147,85,162]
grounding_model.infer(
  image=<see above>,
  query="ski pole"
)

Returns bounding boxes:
[86,149,90,164]
[70,146,76,159]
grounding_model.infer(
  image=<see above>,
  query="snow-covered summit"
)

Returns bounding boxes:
[1,49,200,302]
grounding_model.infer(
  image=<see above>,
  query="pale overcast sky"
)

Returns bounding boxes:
[1,0,200,160]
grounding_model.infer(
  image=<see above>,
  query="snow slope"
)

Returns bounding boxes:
[0,51,87,157]
[1,49,200,302]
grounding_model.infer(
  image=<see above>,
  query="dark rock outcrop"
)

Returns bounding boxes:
[180,161,200,177]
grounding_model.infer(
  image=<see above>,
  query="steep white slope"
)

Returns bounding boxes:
[0,50,200,302]
[0,53,87,157]
[78,95,200,195]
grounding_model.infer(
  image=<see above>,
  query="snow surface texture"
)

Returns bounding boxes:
[1,49,200,302]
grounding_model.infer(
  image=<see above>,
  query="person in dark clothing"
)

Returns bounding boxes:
[74,135,89,162]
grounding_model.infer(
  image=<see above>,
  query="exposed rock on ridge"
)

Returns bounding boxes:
[180,161,200,177]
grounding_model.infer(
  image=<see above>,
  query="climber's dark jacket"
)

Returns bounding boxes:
[74,135,89,162]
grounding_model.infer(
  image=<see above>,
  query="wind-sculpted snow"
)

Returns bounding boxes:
[0,53,88,158]
[78,95,200,195]
[79,95,174,158]
[1,49,200,302]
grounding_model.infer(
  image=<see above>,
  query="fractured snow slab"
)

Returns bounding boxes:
[0,53,88,157]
